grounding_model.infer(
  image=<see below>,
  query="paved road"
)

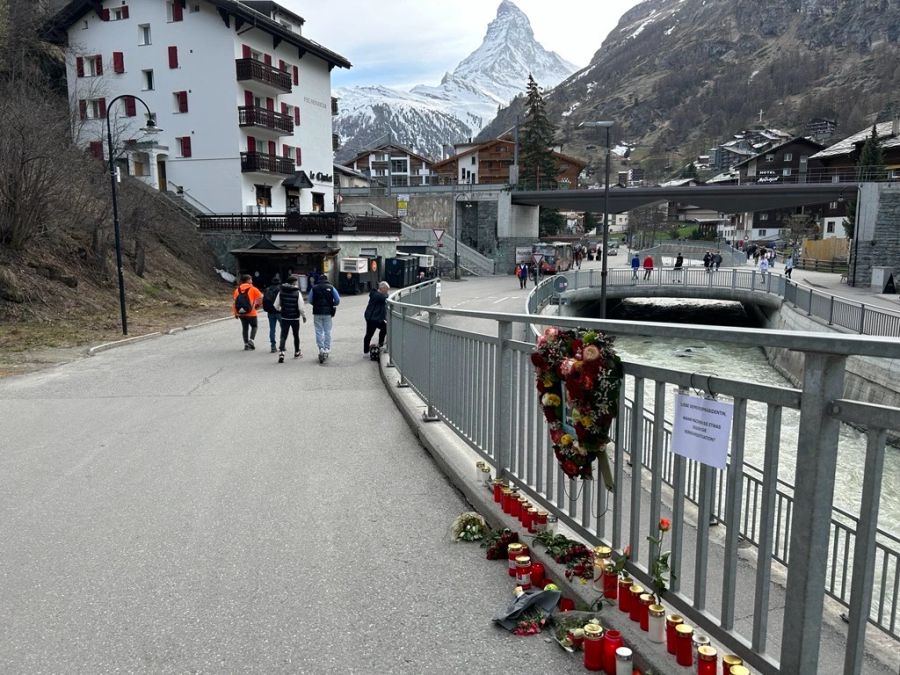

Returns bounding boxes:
[0,295,584,674]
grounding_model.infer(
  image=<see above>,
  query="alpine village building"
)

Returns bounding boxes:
[51,0,350,215]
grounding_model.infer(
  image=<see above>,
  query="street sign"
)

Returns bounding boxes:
[532,253,544,266]
[554,276,569,293]
[432,228,445,243]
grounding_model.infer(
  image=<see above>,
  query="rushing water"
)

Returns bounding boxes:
[602,298,900,530]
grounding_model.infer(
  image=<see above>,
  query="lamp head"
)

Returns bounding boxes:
[141,117,162,134]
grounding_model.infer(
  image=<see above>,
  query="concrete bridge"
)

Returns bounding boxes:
[632,240,746,267]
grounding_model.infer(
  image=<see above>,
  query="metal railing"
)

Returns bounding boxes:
[530,267,900,338]
[400,222,496,276]
[238,105,294,134]
[239,151,295,176]
[234,57,292,92]
[387,278,900,674]
[197,212,401,236]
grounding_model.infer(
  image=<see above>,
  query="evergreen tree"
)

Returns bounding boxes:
[519,75,558,190]
[858,123,885,179]
[539,208,564,237]
[681,162,698,179]
[583,211,597,233]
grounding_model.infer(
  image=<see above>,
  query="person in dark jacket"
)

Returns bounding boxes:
[262,274,282,353]
[307,274,341,363]
[273,275,307,363]
[363,281,390,355]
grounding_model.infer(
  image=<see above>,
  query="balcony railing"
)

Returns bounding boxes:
[331,97,339,116]
[240,152,295,176]
[235,57,292,93]
[197,212,402,237]
[238,106,293,135]
[332,133,340,152]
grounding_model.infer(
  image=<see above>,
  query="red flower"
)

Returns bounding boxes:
[544,408,559,423]
[659,517,671,532]
[530,352,546,368]
[549,427,564,443]
[562,460,579,477]
[574,423,588,441]
[580,374,594,391]
[623,545,632,558]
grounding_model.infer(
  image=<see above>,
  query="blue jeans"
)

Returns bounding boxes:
[267,312,281,347]
[313,314,333,352]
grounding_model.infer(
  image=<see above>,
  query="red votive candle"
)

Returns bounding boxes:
[639,593,653,631]
[507,543,525,577]
[527,508,538,533]
[518,498,529,525]
[722,654,743,675]
[675,624,694,667]
[583,623,604,671]
[628,585,644,622]
[501,488,512,513]
[666,614,683,655]
[602,562,618,599]
[558,597,575,612]
[515,555,532,591]
[698,645,718,675]
[618,577,633,612]
[492,479,504,503]
[510,491,521,517]
[530,561,545,588]
[601,629,623,675]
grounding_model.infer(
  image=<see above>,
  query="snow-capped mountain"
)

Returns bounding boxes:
[334,0,576,162]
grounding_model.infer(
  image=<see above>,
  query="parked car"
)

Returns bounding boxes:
[608,247,618,256]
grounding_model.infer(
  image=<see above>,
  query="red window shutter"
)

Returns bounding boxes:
[247,136,256,153]
[242,44,251,59]
[79,99,87,119]
[292,65,298,85]
[180,137,192,157]
[97,97,107,118]
[172,1,183,21]
[294,107,299,126]
[89,141,103,160]
[113,52,124,73]
[168,46,178,68]
[121,5,129,18]
[76,56,84,77]
[244,90,254,107]
[280,102,287,115]
[263,54,272,67]
[100,8,110,20]
[95,55,103,75]
[177,91,188,113]
[268,140,276,156]
[266,97,274,112]
[124,96,136,117]
[283,144,289,158]
[295,147,301,166]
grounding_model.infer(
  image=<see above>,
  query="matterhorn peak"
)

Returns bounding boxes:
[486,0,535,41]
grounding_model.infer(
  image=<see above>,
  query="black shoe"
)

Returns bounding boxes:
[278,351,284,363]
[294,350,301,359]
[247,339,255,350]
[318,351,325,364]
[244,343,251,351]
[271,345,277,353]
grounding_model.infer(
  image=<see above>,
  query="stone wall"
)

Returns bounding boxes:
[200,232,261,272]
[851,183,900,288]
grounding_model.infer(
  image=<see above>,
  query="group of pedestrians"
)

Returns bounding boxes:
[231,273,391,364]
[702,250,723,272]
[631,253,655,280]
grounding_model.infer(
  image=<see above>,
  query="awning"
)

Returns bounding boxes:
[282,171,313,189]
[230,243,341,256]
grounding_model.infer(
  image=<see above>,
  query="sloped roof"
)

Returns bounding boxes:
[732,136,825,169]
[810,121,900,159]
[347,143,435,167]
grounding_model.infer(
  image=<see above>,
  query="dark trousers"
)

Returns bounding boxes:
[518,276,527,289]
[279,319,300,353]
[364,319,387,352]
[239,316,258,344]
[643,268,652,279]
[267,312,281,346]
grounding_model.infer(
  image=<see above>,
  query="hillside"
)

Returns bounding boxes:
[480,0,900,179]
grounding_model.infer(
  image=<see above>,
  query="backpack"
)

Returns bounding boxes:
[263,285,280,313]
[234,287,253,315]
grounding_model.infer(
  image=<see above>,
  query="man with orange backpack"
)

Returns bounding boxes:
[232,274,263,350]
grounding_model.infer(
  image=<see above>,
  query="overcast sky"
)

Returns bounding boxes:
[284,0,644,90]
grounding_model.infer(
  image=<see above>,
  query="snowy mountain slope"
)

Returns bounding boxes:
[334,0,576,162]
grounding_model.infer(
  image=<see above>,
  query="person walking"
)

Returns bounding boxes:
[517,263,529,289]
[674,252,684,283]
[784,254,795,279]
[713,252,722,271]
[262,274,282,353]
[642,254,654,280]
[758,253,769,283]
[308,273,341,363]
[273,275,307,363]
[703,250,712,273]
[631,252,640,281]
[363,281,390,356]
[232,274,263,350]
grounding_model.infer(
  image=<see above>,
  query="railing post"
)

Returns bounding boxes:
[828,296,834,325]
[858,304,866,334]
[396,307,409,388]
[422,311,439,422]
[495,320,513,477]
[779,352,846,674]
[731,268,736,290]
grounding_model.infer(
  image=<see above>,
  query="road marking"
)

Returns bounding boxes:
[493,297,511,304]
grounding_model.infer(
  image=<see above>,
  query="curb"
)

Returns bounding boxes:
[88,316,231,355]
[379,356,676,675]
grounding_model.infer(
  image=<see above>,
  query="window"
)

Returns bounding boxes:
[782,168,792,176]
[255,184,272,207]
[111,6,129,20]
[826,222,835,234]
[766,154,775,162]
[112,52,124,73]
[758,229,767,237]
[168,46,178,68]
[784,153,793,161]
[82,19,89,29]
[391,159,406,174]
[471,156,476,165]
[142,69,154,90]
[829,201,838,210]
[759,213,769,221]
[79,97,107,119]
[138,24,151,45]
[76,55,103,77]
[167,1,184,22]
[178,136,192,158]
[174,91,188,113]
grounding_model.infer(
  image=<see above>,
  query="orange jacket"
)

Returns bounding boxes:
[232,282,263,317]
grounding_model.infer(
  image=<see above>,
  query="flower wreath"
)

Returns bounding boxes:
[531,327,623,488]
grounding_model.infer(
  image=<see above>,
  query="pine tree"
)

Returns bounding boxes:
[857,123,885,180]
[519,75,558,190]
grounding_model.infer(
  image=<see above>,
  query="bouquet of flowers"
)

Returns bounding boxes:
[451,512,487,542]
[531,327,623,488]
[533,531,594,583]
[481,528,519,560]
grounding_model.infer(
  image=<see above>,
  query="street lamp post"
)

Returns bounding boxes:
[580,120,614,318]
[104,94,161,335]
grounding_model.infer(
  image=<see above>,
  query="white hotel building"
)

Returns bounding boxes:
[52,0,350,215]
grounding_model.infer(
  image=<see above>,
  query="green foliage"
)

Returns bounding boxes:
[519,75,558,190]
[681,162,698,179]
[539,208,564,237]
[583,211,597,232]
[858,124,885,178]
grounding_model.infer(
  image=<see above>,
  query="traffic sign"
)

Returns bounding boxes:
[432,229,445,242]
[532,253,544,266]
[554,276,569,293]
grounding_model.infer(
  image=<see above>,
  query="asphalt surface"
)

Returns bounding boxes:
[0,296,584,674]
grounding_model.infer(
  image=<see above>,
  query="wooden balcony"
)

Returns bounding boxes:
[197,212,402,237]
[238,106,294,135]
[240,151,295,176]
[235,58,292,94]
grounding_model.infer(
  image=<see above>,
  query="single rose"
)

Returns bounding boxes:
[583,344,601,362]
[659,517,671,532]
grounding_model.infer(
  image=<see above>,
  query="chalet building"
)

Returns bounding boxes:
[50,0,350,215]
[346,144,437,188]
[660,178,724,237]
[432,138,587,187]
[810,119,900,178]
[708,128,792,171]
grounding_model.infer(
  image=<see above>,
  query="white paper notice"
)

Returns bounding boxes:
[672,393,734,469]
